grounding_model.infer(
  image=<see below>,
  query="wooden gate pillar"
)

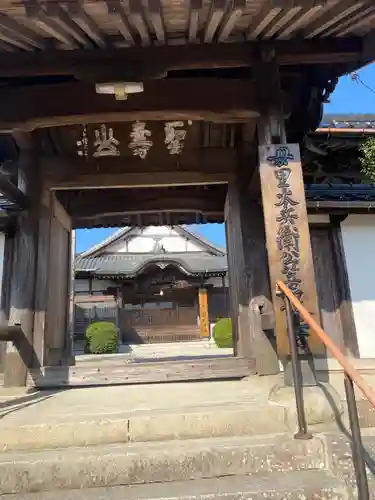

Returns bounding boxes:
[4,147,39,387]
[33,190,73,368]
[225,174,279,373]
[256,46,323,359]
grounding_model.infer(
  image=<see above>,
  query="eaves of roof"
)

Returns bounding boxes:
[75,252,227,277]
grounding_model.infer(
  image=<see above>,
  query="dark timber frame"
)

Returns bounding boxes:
[0,0,373,387]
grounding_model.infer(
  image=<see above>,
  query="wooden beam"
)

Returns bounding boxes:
[64,191,225,219]
[0,235,13,373]
[277,2,326,40]
[255,48,322,358]
[41,149,235,189]
[0,324,23,341]
[106,1,135,46]
[362,28,375,67]
[0,40,15,52]
[66,3,106,48]
[45,4,94,48]
[128,0,151,46]
[25,5,79,49]
[218,0,246,42]
[148,0,166,45]
[0,26,34,51]
[263,5,302,39]
[28,356,256,387]
[33,190,52,369]
[45,169,232,191]
[247,0,284,39]
[4,150,39,387]
[0,172,29,210]
[0,79,260,131]
[0,13,46,50]
[225,175,279,372]
[323,4,375,38]
[305,1,366,38]
[0,39,361,78]
[188,0,202,42]
[204,0,227,43]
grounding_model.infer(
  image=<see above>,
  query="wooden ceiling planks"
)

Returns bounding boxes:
[0,0,369,54]
[106,1,135,46]
[304,0,368,39]
[188,0,201,42]
[44,4,94,48]
[0,11,46,50]
[217,0,246,43]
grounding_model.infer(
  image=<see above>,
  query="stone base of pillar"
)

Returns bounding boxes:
[283,356,318,387]
[269,382,343,430]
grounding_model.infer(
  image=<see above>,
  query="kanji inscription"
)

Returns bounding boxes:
[164,121,189,155]
[259,143,322,356]
[76,125,89,157]
[267,146,308,352]
[129,121,153,159]
[93,124,120,157]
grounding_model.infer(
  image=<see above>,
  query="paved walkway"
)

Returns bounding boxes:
[0,378,274,425]
[74,341,232,363]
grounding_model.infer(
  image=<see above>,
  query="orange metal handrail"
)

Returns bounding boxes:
[277,280,375,408]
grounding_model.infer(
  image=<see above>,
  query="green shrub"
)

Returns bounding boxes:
[213,318,233,348]
[85,321,118,354]
[359,137,375,182]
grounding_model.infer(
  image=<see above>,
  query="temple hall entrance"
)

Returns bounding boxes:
[72,221,230,363]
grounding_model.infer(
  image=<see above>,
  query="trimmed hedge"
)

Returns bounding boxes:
[85,321,118,354]
[213,318,233,348]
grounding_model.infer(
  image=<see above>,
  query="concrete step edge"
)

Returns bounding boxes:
[0,470,350,500]
[0,434,327,495]
[0,404,289,452]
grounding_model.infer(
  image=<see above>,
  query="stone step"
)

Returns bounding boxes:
[0,434,327,495]
[0,402,289,452]
[2,470,350,500]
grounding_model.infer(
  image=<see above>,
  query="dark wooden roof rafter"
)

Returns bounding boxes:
[0,37,364,81]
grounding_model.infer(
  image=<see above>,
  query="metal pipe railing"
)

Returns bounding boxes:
[284,297,312,440]
[277,280,373,500]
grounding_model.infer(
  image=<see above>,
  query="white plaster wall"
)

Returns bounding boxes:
[308,214,330,224]
[108,228,201,254]
[341,214,375,358]
[205,276,226,288]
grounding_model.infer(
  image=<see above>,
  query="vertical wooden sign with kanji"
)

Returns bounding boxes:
[259,143,324,356]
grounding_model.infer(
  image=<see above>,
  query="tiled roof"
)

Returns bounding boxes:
[319,114,375,130]
[305,184,375,202]
[75,252,227,277]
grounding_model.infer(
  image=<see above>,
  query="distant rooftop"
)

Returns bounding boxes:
[320,114,375,130]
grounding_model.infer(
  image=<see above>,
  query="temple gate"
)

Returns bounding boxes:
[0,0,371,386]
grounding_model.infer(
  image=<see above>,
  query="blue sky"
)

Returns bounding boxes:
[76,63,375,254]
